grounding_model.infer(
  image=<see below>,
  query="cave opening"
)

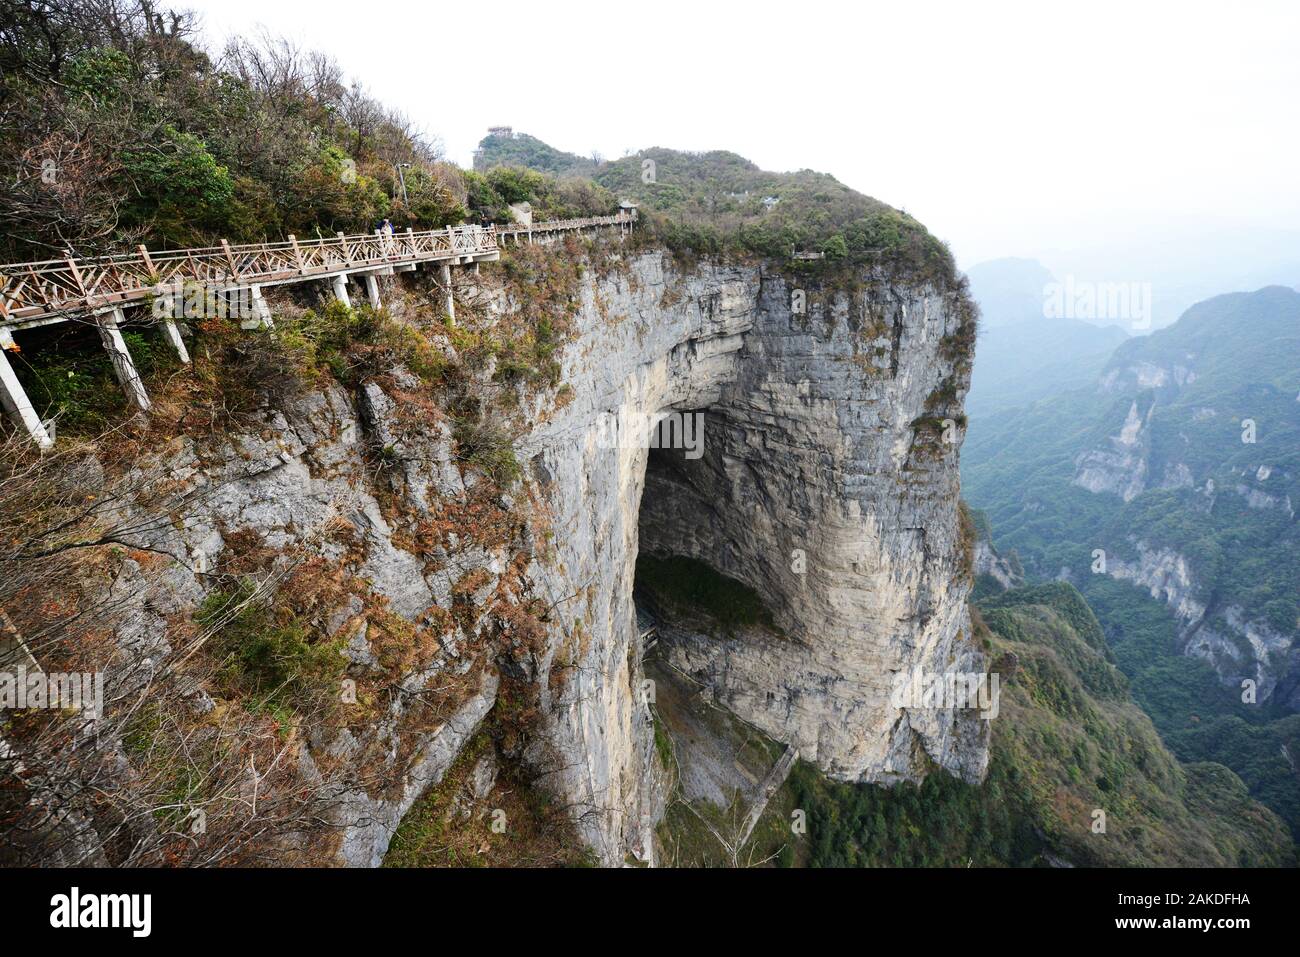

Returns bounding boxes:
[632,414,802,866]
[633,410,782,647]
[633,413,719,636]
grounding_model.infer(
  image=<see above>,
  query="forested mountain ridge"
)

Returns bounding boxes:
[475,132,961,286]
[966,286,1299,698]
[473,130,597,176]
[963,285,1300,840]
[0,9,624,263]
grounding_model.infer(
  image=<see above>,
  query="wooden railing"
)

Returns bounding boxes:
[0,208,638,447]
[496,211,636,238]
[0,224,497,327]
[0,210,636,328]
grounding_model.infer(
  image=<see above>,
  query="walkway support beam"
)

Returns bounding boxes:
[245,285,273,329]
[157,308,189,364]
[151,282,190,363]
[364,273,382,310]
[331,274,351,309]
[96,307,151,413]
[160,318,190,364]
[440,264,455,326]
[0,329,53,449]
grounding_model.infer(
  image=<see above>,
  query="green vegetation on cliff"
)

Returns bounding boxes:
[655,579,1292,866]
[1074,577,1300,841]
[0,4,472,259]
[384,732,592,868]
[636,553,781,637]
[475,134,960,286]
[965,287,1300,635]
[0,0,961,300]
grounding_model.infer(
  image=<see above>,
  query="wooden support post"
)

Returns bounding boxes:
[96,307,151,413]
[364,273,382,310]
[331,273,351,309]
[151,278,194,363]
[440,263,455,326]
[221,239,240,281]
[137,244,157,279]
[0,329,53,449]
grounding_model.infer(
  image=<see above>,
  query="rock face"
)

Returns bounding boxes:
[508,255,761,863]
[6,243,983,866]
[1104,541,1294,703]
[974,539,1019,591]
[1104,543,1208,630]
[631,263,987,784]
[447,248,983,855]
[86,383,509,867]
[1072,400,1150,501]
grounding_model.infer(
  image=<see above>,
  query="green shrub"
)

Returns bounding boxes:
[195,580,344,715]
[451,413,520,486]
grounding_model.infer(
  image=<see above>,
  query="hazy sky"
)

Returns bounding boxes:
[185,0,1300,268]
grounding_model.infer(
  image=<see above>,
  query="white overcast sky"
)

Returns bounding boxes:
[184,0,1300,269]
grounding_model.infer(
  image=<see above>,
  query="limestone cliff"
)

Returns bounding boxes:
[517,249,985,859]
[636,266,987,785]
[0,239,982,867]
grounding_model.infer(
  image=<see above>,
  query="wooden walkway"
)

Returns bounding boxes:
[0,210,637,447]
[0,211,636,329]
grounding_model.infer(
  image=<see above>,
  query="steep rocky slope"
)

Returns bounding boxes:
[777,583,1294,866]
[638,267,986,784]
[1,233,980,866]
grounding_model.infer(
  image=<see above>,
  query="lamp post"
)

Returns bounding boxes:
[395,162,411,206]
